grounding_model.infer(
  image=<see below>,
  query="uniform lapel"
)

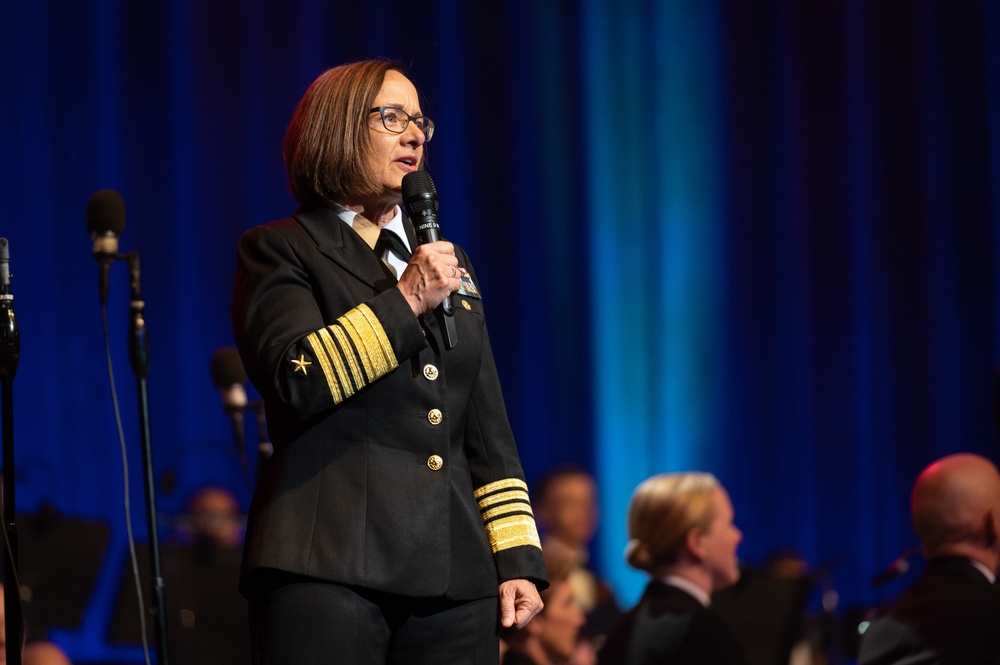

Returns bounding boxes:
[294,207,392,290]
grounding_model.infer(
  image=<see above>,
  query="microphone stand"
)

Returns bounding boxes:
[251,401,272,488]
[0,237,22,665]
[126,252,169,665]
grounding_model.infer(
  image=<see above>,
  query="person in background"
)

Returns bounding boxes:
[177,485,244,550]
[232,58,547,665]
[165,484,249,665]
[857,452,1000,664]
[597,472,747,665]
[502,550,588,665]
[535,465,619,659]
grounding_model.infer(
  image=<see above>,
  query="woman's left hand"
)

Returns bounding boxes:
[498,579,543,629]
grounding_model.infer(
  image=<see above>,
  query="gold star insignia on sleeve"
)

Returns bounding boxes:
[290,354,312,376]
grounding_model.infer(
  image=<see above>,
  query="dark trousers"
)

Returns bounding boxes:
[248,571,500,665]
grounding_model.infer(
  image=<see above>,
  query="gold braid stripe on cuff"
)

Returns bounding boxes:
[473,478,529,499]
[359,304,397,369]
[341,308,387,377]
[494,533,545,552]
[318,327,355,399]
[478,489,531,511]
[325,325,365,391]
[481,502,534,521]
[483,514,542,553]
[334,319,375,382]
[341,305,397,379]
[306,333,343,405]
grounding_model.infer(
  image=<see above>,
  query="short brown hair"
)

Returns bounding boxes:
[624,472,719,572]
[283,59,408,208]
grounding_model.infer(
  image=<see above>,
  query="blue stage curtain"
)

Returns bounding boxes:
[1,0,998,660]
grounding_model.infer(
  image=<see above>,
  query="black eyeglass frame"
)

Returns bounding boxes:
[369,106,435,141]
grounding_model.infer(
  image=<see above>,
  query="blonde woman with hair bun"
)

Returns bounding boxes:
[597,472,747,665]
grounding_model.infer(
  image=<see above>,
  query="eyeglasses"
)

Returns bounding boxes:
[369,106,435,142]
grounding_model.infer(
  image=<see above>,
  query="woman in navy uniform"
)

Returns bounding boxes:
[232,59,548,665]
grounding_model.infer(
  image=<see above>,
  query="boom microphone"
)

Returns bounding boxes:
[401,170,457,349]
[870,547,920,587]
[210,347,248,455]
[86,189,126,306]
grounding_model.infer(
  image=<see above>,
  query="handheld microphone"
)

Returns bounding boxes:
[86,189,126,306]
[251,400,273,478]
[401,171,457,349]
[210,347,248,456]
[0,238,20,379]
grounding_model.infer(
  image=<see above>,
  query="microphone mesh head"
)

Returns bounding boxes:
[86,189,126,236]
[210,347,247,388]
[401,171,438,216]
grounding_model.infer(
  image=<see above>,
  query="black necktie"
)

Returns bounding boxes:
[377,229,412,263]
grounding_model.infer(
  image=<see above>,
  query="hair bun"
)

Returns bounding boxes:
[624,538,653,571]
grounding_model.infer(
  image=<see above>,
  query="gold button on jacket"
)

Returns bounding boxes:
[427,408,443,425]
[422,364,439,381]
[427,455,444,471]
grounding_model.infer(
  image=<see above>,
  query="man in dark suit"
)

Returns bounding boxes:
[233,59,548,665]
[857,453,1000,664]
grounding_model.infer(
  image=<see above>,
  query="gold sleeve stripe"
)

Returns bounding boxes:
[318,327,355,400]
[321,325,364,393]
[306,333,343,405]
[340,309,387,377]
[341,312,388,377]
[358,304,398,370]
[494,533,545,552]
[335,319,375,382]
[483,515,542,553]
[329,324,366,387]
[341,304,398,378]
[473,478,529,499]
[477,489,530,511]
[481,503,534,521]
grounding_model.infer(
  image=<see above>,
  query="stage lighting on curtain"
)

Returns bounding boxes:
[582,0,725,604]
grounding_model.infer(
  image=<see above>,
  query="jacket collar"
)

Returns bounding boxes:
[925,555,998,586]
[293,206,393,290]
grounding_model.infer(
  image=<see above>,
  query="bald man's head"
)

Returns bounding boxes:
[911,453,1000,565]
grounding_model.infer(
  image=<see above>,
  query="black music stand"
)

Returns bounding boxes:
[108,541,249,665]
[15,507,110,635]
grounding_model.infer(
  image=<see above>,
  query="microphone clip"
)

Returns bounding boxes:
[0,238,19,379]
[126,250,150,379]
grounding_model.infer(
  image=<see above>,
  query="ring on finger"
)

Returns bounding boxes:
[451,266,458,278]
